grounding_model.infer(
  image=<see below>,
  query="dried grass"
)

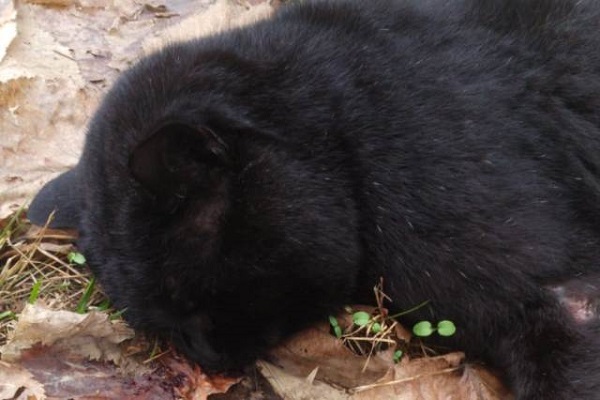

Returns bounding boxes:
[0,209,109,345]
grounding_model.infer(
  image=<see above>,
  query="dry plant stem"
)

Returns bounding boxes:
[1,240,46,292]
[374,278,392,312]
[350,366,462,393]
[358,323,398,372]
[24,233,77,241]
[346,336,397,345]
[341,310,400,372]
[35,247,89,279]
[143,348,172,364]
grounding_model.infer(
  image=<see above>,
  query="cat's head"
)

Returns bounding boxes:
[28,41,362,372]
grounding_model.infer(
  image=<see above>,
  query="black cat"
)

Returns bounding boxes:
[29,0,600,398]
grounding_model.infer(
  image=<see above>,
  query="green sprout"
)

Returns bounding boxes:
[0,310,16,321]
[352,311,371,327]
[109,308,127,321]
[412,319,456,337]
[327,280,457,365]
[76,277,95,313]
[67,251,86,265]
[329,315,343,338]
[393,350,403,363]
[351,310,385,335]
[28,279,43,304]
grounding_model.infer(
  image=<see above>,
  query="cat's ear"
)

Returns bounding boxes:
[28,167,82,229]
[129,123,231,203]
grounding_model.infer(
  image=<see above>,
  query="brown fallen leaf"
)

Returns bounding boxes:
[23,0,74,6]
[258,360,351,400]
[0,0,17,63]
[141,0,273,54]
[0,304,240,399]
[269,322,394,388]
[15,343,168,400]
[10,344,239,400]
[160,351,241,400]
[0,360,46,400]
[1,303,135,364]
[351,353,513,400]
[265,314,512,400]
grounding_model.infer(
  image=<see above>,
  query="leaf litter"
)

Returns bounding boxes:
[0,0,512,398]
[266,301,511,399]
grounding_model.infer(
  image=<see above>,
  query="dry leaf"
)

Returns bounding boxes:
[352,353,465,399]
[0,304,240,399]
[11,344,238,399]
[258,360,351,400]
[0,0,17,63]
[23,0,74,6]
[142,0,273,54]
[351,353,512,400]
[266,317,511,400]
[1,303,135,363]
[0,360,46,400]
[269,322,394,388]
[161,351,241,400]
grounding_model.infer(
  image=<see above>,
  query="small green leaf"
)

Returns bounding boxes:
[109,308,127,320]
[76,278,95,314]
[68,252,86,265]
[412,320,434,337]
[437,320,456,337]
[334,325,342,338]
[393,350,403,363]
[371,322,382,333]
[0,310,16,321]
[352,311,371,327]
[328,315,339,327]
[329,316,342,338]
[28,280,42,304]
[96,299,111,311]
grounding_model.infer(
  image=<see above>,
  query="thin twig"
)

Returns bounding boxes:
[350,366,461,393]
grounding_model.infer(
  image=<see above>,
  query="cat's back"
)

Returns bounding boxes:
[231,0,600,131]
[90,0,600,199]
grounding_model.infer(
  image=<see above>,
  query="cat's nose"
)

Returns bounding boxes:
[175,315,221,369]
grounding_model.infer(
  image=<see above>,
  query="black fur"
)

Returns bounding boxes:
[28,0,600,398]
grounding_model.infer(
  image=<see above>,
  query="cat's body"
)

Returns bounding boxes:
[28,0,600,398]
